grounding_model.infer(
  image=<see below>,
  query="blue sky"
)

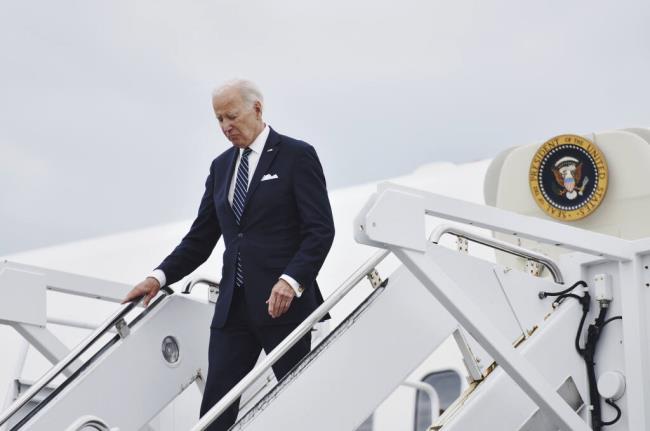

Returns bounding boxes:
[1,0,649,254]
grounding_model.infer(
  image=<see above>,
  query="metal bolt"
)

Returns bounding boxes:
[115,318,130,339]
[366,269,383,289]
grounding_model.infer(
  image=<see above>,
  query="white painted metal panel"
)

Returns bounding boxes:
[234,265,457,431]
[393,246,589,431]
[493,266,561,336]
[436,301,589,431]
[358,188,427,252]
[424,245,526,368]
[418,244,563,374]
[228,242,568,431]
[0,267,46,327]
[22,296,212,431]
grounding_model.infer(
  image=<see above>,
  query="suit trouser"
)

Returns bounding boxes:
[199,287,312,431]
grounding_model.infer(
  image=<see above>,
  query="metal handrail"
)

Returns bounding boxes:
[0,291,170,427]
[182,277,220,294]
[190,249,391,430]
[430,225,564,284]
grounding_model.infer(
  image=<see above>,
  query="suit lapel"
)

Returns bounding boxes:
[222,146,239,219]
[242,128,281,212]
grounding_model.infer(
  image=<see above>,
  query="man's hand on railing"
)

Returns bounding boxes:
[121,277,161,306]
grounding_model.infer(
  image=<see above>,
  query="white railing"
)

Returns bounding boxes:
[0,290,172,428]
[191,250,390,430]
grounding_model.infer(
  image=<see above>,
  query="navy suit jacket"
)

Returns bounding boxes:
[157,128,335,328]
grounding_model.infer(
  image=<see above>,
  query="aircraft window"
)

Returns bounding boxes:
[355,414,373,431]
[413,369,462,431]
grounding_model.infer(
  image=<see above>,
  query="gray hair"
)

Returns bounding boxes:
[212,79,264,108]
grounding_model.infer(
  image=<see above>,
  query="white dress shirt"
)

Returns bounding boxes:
[149,124,302,297]
[227,124,269,208]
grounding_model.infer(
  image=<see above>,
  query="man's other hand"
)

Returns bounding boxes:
[122,277,161,306]
[266,279,296,318]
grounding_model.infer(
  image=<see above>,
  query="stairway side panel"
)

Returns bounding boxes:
[237,265,457,431]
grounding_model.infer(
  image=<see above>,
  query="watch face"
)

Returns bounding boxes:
[529,134,608,221]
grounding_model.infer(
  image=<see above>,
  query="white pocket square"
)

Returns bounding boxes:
[261,174,279,181]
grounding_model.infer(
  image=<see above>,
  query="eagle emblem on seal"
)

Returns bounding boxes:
[552,156,587,200]
[529,134,608,221]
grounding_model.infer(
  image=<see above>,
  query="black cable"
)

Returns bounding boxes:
[538,280,588,299]
[601,399,622,426]
[601,315,622,328]
[547,289,590,354]
[554,293,583,305]
[574,308,589,354]
[550,285,604,431]
[579,304,611,431]
[588,306,608,430]
[546,280,623,429]
[587,313,623,428]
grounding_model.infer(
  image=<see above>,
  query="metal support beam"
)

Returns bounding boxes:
[47,316,117,334]
[392,247,590,431]
[452,329,484,382]
[617,253,650,430]
[11,324,83,377]
[0,261,132,303]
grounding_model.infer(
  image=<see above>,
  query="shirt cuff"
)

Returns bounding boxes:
[280,274,303,298]
[148,269,166,288]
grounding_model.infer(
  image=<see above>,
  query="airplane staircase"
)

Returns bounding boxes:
[0,263,214,431]
[2,230,573,431]
[195,183,639,431]
[195,241,579,431]
[3,183,639,431]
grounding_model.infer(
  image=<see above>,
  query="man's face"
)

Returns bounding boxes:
[212,89,263,148]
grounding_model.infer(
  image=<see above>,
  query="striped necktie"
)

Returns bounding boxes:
[233,147,252,288]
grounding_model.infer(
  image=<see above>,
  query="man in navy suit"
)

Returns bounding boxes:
[123,80,335,430]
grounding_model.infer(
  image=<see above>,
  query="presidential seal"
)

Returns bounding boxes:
[529,134,608,221]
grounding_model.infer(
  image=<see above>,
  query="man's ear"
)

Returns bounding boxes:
[254,100,263,118]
